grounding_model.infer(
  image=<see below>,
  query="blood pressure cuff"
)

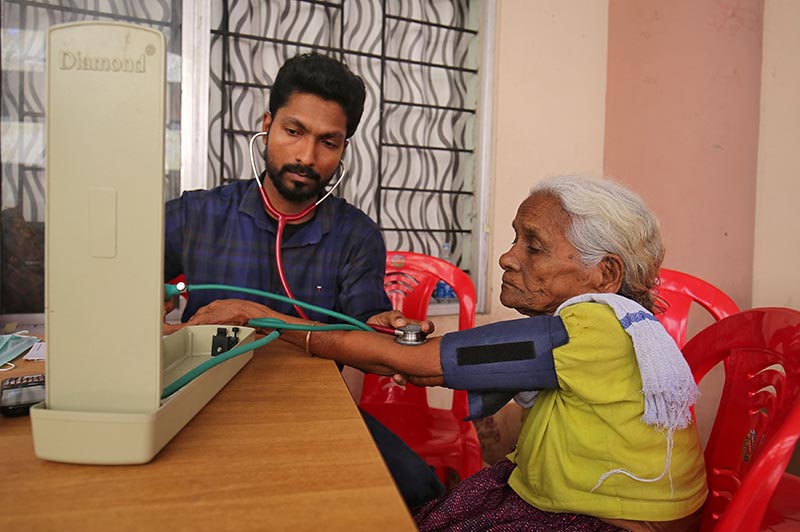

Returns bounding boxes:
[439,315,569,419]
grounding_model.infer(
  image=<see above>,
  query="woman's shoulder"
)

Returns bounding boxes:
[555,300,633,366]
[558,300,622,332]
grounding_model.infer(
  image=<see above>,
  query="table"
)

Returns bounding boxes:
[0,340,417,531]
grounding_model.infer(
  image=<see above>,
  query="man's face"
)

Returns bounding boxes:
[262,92,348,203]
[498,193,606,316]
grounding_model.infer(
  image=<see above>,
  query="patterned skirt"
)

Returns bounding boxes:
[413,459,628,532]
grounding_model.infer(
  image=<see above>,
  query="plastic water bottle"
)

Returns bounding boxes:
[435,242,457,303]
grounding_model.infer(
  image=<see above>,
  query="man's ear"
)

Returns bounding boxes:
[598,254,624,293]
[261,112,272,140]
[336,140,349,169]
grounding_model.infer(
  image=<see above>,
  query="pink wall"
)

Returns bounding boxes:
[604,0,764,310]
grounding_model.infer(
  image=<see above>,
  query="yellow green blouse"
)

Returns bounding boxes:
[508,302,708,521]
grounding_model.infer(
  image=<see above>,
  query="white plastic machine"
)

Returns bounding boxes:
[30,21,255,464]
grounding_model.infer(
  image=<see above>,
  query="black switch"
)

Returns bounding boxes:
[211,327,241,356]
[212,327,230,356]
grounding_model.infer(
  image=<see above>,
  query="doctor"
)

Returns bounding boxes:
[163,52,444,507]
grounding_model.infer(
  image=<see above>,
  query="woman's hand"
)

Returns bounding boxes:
[191,299,273,324]
[162,299,274,336]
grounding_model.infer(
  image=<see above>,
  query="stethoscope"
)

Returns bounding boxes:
[248,130,349,319]
[246,131,426,345]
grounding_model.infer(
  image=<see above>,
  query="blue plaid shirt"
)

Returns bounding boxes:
[164,180,392,323]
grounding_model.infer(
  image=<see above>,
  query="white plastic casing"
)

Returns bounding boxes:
[32,21,254,464]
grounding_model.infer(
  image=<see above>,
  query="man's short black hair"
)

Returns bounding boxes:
[269,52,367,139]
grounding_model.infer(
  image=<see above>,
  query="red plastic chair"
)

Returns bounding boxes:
[656,268,740,347]
[682,307,800,532]
[360,251,482,487]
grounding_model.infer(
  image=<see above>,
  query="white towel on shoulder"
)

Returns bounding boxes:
[515,293,698,431]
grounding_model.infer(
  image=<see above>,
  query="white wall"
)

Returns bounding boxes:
[755,0,800,475]
[753,0,800,309]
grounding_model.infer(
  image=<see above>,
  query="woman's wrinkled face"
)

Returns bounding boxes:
[499,193,605,316]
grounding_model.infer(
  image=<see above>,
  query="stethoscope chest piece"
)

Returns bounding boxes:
[394,324,427,345]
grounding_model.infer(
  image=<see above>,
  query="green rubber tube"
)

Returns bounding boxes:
[160,283,374,399]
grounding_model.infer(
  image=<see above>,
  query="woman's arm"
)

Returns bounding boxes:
[160,297,444,381]
[283,322,444,382]
[188,300,444,381]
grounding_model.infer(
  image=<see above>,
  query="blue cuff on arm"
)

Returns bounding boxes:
[466,390,517,420]
[440,316,568,392]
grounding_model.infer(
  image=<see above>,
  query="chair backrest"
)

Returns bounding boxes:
[384,251,477,332]
[656,268,740,347]
[681,307,800,532]
[360,251,476,417]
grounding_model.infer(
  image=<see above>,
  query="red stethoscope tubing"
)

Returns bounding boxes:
[250,130,347,320]
[260,185,398,332]
[368,324,397,335]
[256,185,315,319]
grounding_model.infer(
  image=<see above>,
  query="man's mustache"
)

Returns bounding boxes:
[281,164,321,183]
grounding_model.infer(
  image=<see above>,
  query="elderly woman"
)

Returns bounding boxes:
[194,175,708,531]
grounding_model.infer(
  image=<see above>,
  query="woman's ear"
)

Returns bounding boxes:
[598,254,624,293]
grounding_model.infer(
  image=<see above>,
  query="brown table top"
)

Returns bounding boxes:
[0,340,416,532]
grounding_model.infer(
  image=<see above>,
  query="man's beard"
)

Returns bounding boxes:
[265,158,327,203]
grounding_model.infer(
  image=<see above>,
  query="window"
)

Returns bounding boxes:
[0,0,183,315]
[0,0,495,317]
[204,0,494,310]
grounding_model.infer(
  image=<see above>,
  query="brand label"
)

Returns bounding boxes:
[59,50,148,73]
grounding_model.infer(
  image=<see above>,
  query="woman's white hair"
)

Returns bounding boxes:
[531,175,664,310]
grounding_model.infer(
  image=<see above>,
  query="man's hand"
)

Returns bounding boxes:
[163,299,177,331]
[366,309,435,335]
[366,310,437,385]
[162,299,273,336]
[163,296,176,316]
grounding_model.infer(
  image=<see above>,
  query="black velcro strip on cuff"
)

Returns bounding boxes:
[456,341,535,366]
